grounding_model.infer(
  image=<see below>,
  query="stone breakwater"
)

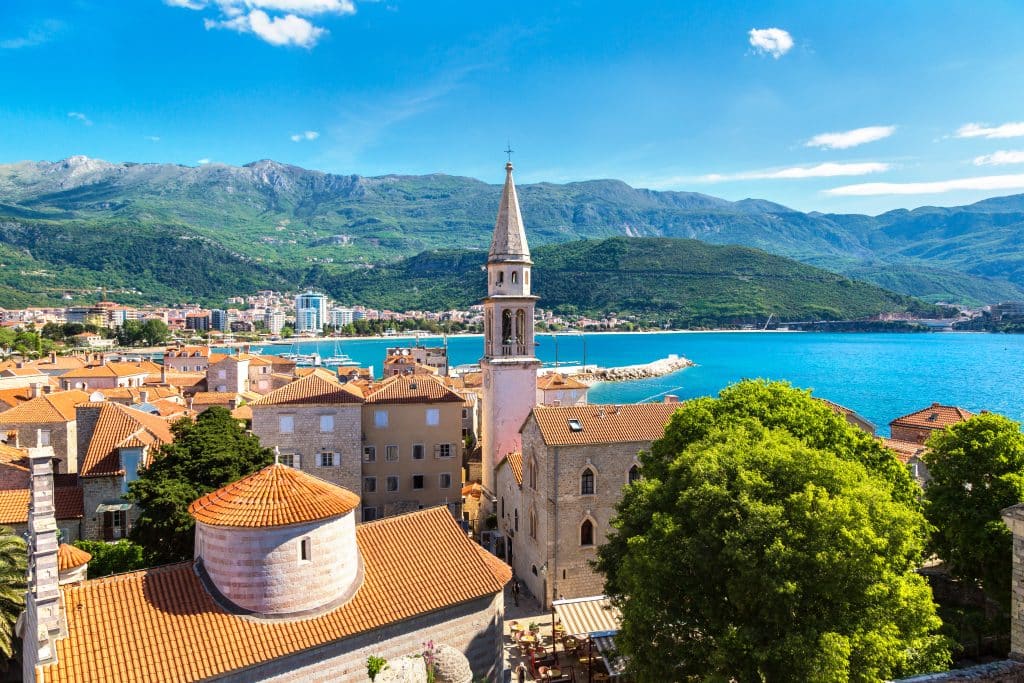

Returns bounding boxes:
[578,354,694,383]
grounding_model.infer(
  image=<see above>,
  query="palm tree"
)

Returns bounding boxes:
[0,528,27,667]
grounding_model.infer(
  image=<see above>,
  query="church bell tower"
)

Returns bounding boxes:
[480,161,540,495]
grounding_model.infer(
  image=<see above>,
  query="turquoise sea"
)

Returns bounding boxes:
[251,332,1024,436]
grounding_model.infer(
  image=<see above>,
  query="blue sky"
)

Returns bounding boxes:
[3,1,1024,214]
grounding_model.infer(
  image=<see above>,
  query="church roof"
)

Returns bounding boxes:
[250,369,364,406]
[188,463,360,528]
[531,403,679,447]
[488,162,531,263]
[41,506,510,683]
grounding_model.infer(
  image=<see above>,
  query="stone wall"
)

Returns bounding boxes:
[481,359,538,494]
[894,661,1024,682]
[215,592,504,682]
[196,512,359,616]
[80,476,127,540]
[1,422,77,475]
[251,404,362,499]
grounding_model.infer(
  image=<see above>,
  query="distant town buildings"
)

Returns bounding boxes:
[295,290,328,334]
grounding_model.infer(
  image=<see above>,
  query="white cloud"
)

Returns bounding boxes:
[974,150,1024,166]
[145,135,161,142]
[164,0,206,8]
[698,162,890,182]
[206,9,326,47]
[826,173,1024,196]
[748,28,793,59]
[67,111,92,126]
[244,0,355,15]
[806,125,895,150]
[955,122,1024,139]
[290,130,320,142]
[197,158,211,164]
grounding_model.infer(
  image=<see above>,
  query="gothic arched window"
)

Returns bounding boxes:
[628,464,640,485]
[528,456,537,489]
[511,270,518,284]
[497,270,504,285]
[502,310,513,344]
[580,519,594,546]
[516,309,526,344]
[581,467,595,495]
[529,508,537,540]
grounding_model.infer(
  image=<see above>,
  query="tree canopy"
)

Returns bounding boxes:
[923,412,1024,608]
[116,319,170,347]
[127,407,273,565]
[0,528,25,668]
[72,539,147,579]
[596,380,949,681]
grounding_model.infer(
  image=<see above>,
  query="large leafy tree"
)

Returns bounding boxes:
[0,528,25,668]
[128,407,273,565]
[72,540,147,579]
[923,412,1024,608]
[596,380,949,682]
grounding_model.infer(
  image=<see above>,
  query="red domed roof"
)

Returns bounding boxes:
[188,464,360,528]
[57,543,92,571]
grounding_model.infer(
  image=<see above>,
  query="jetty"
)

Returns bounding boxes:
[574,354,694,384]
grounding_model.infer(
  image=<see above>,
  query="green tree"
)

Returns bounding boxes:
[127,407,273,564]
[0,528,25,667]
[141,318,170,346]
[596,380,949,681]
[72,539,147,578]
[117,320,145,347]
[923,412,1024,609]
[280,325,295,339]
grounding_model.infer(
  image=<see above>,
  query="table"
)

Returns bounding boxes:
[543,668,562,679]
[519,634,536,644]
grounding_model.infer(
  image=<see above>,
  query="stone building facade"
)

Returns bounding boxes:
[0,390,89,474]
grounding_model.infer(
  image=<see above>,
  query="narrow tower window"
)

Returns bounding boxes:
[497,270,504,285]
[511,271,518,284]
[502,310,513,345]
[516,309,526,345]
[299,537,311,561]
[581,468,595,495]
[581,519,594,546]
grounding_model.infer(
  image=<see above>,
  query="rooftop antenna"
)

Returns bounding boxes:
[504,141,514,163]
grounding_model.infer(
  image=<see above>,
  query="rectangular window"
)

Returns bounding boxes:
[412,474,425,490]
[218,370,226,379]
[439,473,452,489]
[318,452,336,467]
[364,476,377,493]
[362,507,378,522]
[279,452,295,468]
[386,475,399,492]
[462,408,469,419]
[386,445,399,462]
[426,408,440,426]
[319,414,334,433]
[300,537,311,561]
[363,445,376,462]
[412,444,425,460]
[39,430,51,447]
[435,443,453,459]
[374,409,389,427]
[279,415,294,434]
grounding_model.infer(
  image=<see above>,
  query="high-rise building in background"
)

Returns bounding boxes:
[264,310,286,335]
[294,291,328,334]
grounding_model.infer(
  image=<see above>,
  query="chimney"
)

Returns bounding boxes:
[49,351,56,364]
[139,390,150,404]
[664,395,680,404]
[43,385,53,394]
[160,365,168,385]
[16,361,24,369]
[30,382,43,399]
[597,406,606,419]
[21,441,65,674]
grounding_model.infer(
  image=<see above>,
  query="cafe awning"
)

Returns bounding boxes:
[552,595,622,638]
[95,502,132,514]
[593,635,628,677]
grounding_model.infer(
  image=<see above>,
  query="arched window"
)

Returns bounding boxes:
[511,270,518,284]
[502,310,513,344]
[580,519,594,546]
[501,497,505,517]
[497,270,504,285]
[628,464,640,485]
[528,456,537,489]
[525,270,530,285]
[529,509,537,540]
[581,467,595,495]
[516,309,526,344]
[514,509,519,532]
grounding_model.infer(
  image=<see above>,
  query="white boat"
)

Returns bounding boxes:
[321,342,359,367]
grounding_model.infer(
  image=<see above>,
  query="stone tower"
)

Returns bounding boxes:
[480,162,540,495]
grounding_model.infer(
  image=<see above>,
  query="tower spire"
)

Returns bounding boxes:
[488,162,531,263]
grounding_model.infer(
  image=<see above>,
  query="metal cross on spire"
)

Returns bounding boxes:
[504,141,514,163]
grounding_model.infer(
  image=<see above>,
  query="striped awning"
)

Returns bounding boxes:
[552,595,621,637]
[593,636,628,677]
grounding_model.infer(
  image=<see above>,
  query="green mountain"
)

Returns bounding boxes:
[0,156,1021,306]
[311,238,941,326]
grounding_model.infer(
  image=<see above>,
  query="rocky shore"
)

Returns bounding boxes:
[577,354,694,383]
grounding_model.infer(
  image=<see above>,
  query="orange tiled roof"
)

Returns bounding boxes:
[230,404,253,421]
[164,346,210,358]
[0,486,83,524]
[0,366,46,378]
[251,370,364,406]
[94,386,180,402]
[531,403,679,447]
[0,386,33,409]
[42,506,510,683]
[498,451,523,486]
[536,373,589,391]
[79,403,174,478]
[0,390,90,424]
[363,374,464,404]
[147,398,192,418]
[57,543,92,571]
[881,437,928,464]
[61,362,155,379]
[189,391,240,405]
[890,403,975,431]
[189,464,359,528]
[147,371,206,388]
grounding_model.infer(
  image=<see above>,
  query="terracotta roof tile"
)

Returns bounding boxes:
[0,387,32,409]
[189,464,359,528]
[0,391,90,424]
[94,387,180,402]
[42,506,510,683]
[57,543,92,571]
[536,373,589,391]
[531,403,679,447]
[251,370,364,406]
[890,403,975,431]
[61,362,155,379]
[230,404,252,421]
[189,392,240,405]
[0,486,83,524]
[148,371,206,388]
[881,437,928,464]
[498,451,523,486]
[363,375,465,404]
[164,346,210,358]
[79,404,174,478]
